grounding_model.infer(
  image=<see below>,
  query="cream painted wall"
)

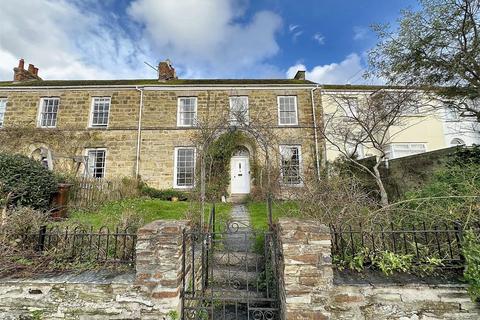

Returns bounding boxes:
[321,89,449,162]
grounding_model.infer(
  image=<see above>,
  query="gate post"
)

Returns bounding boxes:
[135,220,190,316]
[277,218,333,320]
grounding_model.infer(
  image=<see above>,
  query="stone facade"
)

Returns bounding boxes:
[0,82,322,191]
[277,218,480,320]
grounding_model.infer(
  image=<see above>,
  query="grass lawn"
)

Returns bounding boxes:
[247,200,301,231]
[62,198,232,229]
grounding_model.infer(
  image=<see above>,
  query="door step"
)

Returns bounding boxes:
[228,194,249,203]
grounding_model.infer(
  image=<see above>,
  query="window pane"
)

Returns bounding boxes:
[86,149,106,178]
[279,96,297,125]
[230,96,249,124]
[0,98,6,127]
[176,148,195,187]
[178,97,196,126]
[91,97,110,126]
[280,146,301,185]
[40,98,59,127]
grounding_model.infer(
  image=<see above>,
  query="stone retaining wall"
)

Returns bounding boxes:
[277,218,480,320]
[0,220,188,319]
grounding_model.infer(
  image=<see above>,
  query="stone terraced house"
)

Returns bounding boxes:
[2,59,478,196]
[0,59,324,195]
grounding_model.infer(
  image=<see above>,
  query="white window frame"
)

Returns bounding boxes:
[386,143,427,159]
[173,147,196,189]
[177,97,197,127]
[84,148,107,179]
[37,97,60,128]
[229,96,249,125]
[89,97,111,128]
[0,98,7,128]
[279,145,303,186]
[277,96,298,126]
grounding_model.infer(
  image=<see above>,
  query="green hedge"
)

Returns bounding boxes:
[0,153,58,209]
[141,186,188,201]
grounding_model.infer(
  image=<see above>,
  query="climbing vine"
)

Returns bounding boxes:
[0,125,100,174]
[201,130,259,200]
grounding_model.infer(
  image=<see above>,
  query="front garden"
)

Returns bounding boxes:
[1,146,479,302]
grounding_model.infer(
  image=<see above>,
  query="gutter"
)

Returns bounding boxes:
[135,86,144,179]
[0,84,317,91]
[310,84,322,181]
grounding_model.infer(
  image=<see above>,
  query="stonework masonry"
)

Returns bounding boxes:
[277,218,480,320]
[0,85,323,190]
[0,219,189,319]
[0,218,479,319]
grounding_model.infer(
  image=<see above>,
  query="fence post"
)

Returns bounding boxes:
[267,193,273,229]
[36,225,47,252]
[454,221,465,263]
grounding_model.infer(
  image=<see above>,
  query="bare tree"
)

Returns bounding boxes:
[190,92,229,228]
[322,89,426,206]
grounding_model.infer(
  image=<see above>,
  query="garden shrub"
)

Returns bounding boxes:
[0,153,58,209]
[141,185,188,201]
[463,230,480,302]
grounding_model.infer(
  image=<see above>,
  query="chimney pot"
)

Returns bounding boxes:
[13,60,42,82]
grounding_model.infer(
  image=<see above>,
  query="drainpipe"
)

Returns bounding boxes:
[135,86,144,179]
[310,84,321,181]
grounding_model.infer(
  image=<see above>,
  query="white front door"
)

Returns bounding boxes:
[230,156,250,194]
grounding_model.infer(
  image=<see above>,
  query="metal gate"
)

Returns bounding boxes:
[181,207,280,320]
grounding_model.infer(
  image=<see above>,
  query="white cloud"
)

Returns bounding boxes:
[0,0,151,80]
[0,0,283,80]
[288,24,303,42]
[286,54,366,84]
[127,0,282,76]
[313,33,325,45]
[353,26,369,41]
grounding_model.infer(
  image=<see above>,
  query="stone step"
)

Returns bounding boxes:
[204,287,267,301]
[213,252,263,267]
[210,266,260,287]
[227,194,249,204]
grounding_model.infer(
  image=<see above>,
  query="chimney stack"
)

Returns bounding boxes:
[13,59,42,82]
[158,59,177,81]
[293,70,306,81]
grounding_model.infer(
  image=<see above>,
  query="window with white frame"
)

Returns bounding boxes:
[386,143,426,159]
[177,97,197,127]
[229,96,249,124]
[0,98,7,127]
[174,147,195,188]
[85,149,107,178]
[90,97,111,127]
[38,97,60,128]
[280,145,302,185]
[450,138,465,146]
[278,96,298,125]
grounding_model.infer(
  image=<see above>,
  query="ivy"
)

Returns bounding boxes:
[202,131,258,200]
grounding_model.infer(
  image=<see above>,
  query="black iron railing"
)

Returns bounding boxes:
[330,222,478,268]
[29,225,137,264]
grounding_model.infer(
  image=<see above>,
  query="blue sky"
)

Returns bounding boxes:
[0,0,418,83]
